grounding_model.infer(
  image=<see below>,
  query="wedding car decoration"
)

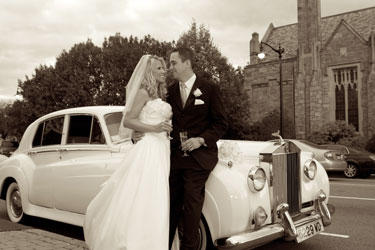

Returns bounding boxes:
[218,140,242,166]
[0,106,332,250]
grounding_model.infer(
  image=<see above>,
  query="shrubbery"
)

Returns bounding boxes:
[365,135,375,153]
[307,120,367,148]
[240,109,295,141]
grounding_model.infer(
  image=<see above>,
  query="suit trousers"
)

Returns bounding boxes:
[169,152,211,250]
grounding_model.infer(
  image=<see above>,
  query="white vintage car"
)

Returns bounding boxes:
[0,106,332,250]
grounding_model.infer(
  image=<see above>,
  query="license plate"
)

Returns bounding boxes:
[296,218,324,243]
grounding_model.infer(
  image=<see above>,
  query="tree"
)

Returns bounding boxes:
[11,34,173,137]
[18,39,103,117]
[97,33,173,105]
[176,22,251,139]
[53,39,103,107]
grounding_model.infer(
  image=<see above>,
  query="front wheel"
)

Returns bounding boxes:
[344,163,358,178]
[5,182,24,223]
[178,217,213,250]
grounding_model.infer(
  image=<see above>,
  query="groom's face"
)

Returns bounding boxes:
[169,52,188,81]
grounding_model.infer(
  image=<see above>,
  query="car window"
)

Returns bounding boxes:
[67,115,105,144]
[105,112,122,142]
[32,122,45,147]
[32,116,64,147]
[323,145,348,154]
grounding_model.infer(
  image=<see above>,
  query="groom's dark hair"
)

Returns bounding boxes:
[172,47,195,69]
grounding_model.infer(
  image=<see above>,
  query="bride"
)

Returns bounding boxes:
[83,55,177,250]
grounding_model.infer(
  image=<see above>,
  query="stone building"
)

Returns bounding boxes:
[245,0,375,139]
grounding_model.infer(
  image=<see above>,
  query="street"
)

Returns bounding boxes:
[1,174,375,250]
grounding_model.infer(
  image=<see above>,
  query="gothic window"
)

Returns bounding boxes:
[333,67,359,131]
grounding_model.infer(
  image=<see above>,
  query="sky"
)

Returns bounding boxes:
[1,0,374,100]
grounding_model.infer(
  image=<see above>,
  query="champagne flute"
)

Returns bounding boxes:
[179,131,189,157]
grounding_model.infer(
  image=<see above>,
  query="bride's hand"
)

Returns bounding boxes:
[153,121,173,133]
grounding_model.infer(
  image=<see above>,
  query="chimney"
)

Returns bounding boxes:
[250,32,260,65]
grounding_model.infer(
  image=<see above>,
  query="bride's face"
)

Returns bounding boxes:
[152,60,166,84]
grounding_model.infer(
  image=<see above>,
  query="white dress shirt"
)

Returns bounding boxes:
[180,74,196,97]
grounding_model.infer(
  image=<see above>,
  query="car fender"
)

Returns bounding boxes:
[302,161,330,203]
[203,160,272,241]
[0,154,37,216]
[346,159,360,166]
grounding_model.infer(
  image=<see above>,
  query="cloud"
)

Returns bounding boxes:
[0,0,374,98]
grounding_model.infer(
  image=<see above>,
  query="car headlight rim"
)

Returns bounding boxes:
[248,167,266,192]
[304,160,317,180]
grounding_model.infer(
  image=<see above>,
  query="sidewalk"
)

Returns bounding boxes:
[0,229,88,250]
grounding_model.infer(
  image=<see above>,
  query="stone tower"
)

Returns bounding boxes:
[295,0,322,138]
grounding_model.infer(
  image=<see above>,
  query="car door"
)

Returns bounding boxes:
[28,115,65,208]
[53,114,116,214]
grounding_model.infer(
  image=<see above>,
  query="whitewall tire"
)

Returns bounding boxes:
[5,182,24,223]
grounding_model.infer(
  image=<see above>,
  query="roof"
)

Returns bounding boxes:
[40,106,124,120]
[261,6,375,62]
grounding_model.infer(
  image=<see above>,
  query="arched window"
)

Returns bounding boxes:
[333,67,359,131]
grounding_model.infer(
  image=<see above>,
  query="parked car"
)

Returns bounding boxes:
[0,140,19,157]
[321,144,375,178]
[0,106,332,250]
[270,139,347,173]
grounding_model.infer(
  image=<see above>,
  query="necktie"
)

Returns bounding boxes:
[180,83,188,106]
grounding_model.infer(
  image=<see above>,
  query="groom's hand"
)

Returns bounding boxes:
[182,137,205,152]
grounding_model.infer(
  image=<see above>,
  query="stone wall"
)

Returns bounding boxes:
[321,22,371,137]
[244,59,297,138]
[367,33,375,138]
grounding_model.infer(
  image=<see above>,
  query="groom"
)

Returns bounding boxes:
[167,47,228,250]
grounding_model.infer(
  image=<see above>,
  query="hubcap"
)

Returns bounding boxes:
[10,190,23,218]
[345,165,357,178]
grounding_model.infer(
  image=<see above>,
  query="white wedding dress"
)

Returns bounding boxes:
[84,98,177,250]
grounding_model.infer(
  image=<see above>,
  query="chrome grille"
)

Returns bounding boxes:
[271,152,301,217]
[286,153,300,214]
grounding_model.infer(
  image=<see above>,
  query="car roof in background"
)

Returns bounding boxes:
[321,144,371,154]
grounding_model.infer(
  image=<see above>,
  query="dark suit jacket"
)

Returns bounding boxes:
[167,76,228,170]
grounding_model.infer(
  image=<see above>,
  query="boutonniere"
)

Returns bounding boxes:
[193,88,202,98]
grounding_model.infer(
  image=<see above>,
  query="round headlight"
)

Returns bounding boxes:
[304,160,317,180]
[248,167,266,192]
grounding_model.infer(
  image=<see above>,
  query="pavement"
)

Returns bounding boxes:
[0,229,88,250]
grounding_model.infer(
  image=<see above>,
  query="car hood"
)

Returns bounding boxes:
[0,154,8,164]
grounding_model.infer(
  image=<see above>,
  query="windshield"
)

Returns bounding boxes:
[104,112,123,142]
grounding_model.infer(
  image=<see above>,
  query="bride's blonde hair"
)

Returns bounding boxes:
[140,55,168,100]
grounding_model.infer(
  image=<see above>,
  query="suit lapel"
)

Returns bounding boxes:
[171,82,183,111]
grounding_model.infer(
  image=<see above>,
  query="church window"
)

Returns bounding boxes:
[333,67,359,130]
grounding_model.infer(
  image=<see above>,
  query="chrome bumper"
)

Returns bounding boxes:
[215,195,332,250]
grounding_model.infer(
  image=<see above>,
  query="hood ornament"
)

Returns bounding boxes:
[271,130,285,145]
